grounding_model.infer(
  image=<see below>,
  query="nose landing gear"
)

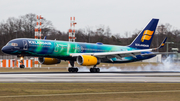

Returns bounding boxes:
[67,61,101,73]
[19,56,25,68]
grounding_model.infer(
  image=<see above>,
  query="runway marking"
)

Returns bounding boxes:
[0,90,180,98]
[0,73,180,83]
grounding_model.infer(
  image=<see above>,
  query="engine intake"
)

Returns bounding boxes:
[38,57,61,65]
[77,55,100,66]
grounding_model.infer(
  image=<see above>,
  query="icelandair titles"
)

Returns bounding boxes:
[135,43,149,47]
[28,40,51,45]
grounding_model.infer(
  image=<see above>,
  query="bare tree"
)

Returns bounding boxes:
[0,13,55,55]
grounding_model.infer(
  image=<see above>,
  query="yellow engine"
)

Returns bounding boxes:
[77,55,100,66]
[38,57,61,65]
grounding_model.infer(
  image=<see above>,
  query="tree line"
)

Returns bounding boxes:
[0,13,180,55]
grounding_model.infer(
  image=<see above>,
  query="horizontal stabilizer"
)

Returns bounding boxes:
[153,37,167,50]
[141,52,177,56]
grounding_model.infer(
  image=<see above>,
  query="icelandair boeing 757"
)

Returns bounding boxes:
[1,19,167,72]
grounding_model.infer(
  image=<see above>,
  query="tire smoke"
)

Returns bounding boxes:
[78,56,180,72]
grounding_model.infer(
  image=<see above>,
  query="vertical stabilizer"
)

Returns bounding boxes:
[128,19,159,49]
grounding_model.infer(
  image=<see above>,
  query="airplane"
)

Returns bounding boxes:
[1,18,167,73]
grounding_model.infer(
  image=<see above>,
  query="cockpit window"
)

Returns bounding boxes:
[11,43,18,46]
[6,42,18,46]
[5,43,10,46]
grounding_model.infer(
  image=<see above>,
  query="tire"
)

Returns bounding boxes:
[93,68,97,73]
[22,65,25,68]
[75,68,78,72]
[96,68,100,73]
[90,68,93,73]
[90,68,97,73]
[20,65,25,68]
[68,68,72,72]
[90,68,100,73]
[68,68,78,73]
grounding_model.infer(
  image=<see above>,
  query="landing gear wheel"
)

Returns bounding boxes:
[96,68,100,73]
[68,67,78,73]
[68,68,72,72]
[90,68,100,73]
[90,68,93,73]
[20,65,25,68]
[75,68,78,72]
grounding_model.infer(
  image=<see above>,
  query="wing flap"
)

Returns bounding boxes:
[71,49,153,58]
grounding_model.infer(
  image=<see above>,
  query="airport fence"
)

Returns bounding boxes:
[0,55,33,68]
[0,55,32,59]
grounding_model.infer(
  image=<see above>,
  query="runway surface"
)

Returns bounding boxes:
[0,71,180,83]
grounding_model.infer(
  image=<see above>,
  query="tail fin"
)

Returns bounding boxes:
[128,19,159,49]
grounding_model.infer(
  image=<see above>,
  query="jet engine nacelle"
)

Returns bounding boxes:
[77,55,100,66]
[38,57,61,65]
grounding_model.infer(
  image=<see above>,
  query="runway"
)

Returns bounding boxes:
[0,72,180,83]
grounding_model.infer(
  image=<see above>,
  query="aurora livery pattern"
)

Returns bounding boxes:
[5,38,154,62]
[1,19,167,72]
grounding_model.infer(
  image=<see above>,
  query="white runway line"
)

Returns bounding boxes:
[0,73,180,82]
[0,90,180,98]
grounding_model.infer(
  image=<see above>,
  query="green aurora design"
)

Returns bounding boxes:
[4,38,155,63]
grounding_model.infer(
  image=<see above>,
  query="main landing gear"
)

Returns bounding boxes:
[90,65,100,73]
[67,61,100,73]
[19,56,25,68]
[68,67,78,73]
[68,61,78,73]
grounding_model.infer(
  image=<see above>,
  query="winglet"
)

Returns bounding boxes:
[154,37,167,50]
[44,36,47,40]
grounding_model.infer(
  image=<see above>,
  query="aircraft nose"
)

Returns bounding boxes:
[1,47,5,53]
[1,46,11,54]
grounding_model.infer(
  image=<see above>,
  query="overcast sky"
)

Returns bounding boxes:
[0,0,179,36]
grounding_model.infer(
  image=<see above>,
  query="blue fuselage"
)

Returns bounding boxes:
[1,38,156,63]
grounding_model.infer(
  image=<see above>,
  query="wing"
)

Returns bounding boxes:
[71,37,168,60]
[71,48,154,59]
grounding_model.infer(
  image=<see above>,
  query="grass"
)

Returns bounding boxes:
[0,83,180,101]
[0,62,179,100]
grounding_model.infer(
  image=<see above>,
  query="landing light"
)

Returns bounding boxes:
[20,57,24,60]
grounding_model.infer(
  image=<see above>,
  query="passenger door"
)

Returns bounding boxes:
[22,40,28,50]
